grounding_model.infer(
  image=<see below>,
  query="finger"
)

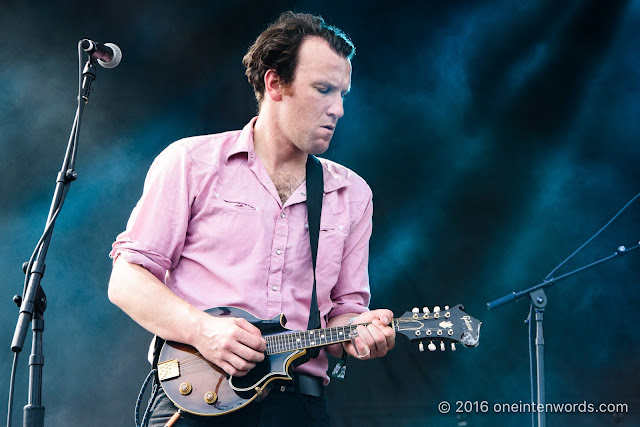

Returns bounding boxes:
[343,333,368,359]
[235,321,267,352]
[365,322,389,357]
[382,323,396,350]
[354,326,373,357]
[218,360,249,377]
[356,324,377,349]
[226,352,257,375]
[371,309,394,325]
[352,337,370,359]
[235,317,263,337]
[228,340,265,363]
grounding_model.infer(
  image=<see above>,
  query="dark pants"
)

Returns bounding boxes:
[147,386,330,427]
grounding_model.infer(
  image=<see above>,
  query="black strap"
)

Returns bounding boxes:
[305,155,323,358]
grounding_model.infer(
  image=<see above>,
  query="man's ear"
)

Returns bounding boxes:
[264,69,283,102]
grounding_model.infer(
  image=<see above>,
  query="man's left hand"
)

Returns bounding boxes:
[342,309,395,360]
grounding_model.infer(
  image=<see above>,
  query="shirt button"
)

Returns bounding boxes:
[272,286,277,291]
[276,249,281,255]
[280,212,285,218]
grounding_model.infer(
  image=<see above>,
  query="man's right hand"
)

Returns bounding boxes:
[108,258,266,377]
[193,316,267,377]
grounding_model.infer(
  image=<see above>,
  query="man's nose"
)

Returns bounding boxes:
[327,95,344,119]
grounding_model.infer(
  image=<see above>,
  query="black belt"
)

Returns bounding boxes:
[272,373,324,397]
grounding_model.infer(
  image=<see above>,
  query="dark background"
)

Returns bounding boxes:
[1,1,639,426]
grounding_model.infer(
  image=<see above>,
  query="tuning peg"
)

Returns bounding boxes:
[419,342,424,352]
[428,341,436,351]
[412,307,419,319]
[451,343,456,351]
[444,305,450,310]
[433,306,441,313]
[422,307,430,314]
[440,341,445,351]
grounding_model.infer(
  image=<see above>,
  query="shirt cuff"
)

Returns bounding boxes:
[327,303,369,320]
[110,243,170,283]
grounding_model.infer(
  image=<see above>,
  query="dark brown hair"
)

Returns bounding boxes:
[242,12,355,106]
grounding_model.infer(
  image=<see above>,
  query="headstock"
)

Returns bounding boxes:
[395,304,481,352]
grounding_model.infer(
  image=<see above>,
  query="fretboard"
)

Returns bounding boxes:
[265,324,359,355]
[264,319,402,354]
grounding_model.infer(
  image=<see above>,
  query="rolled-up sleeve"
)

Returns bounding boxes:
[110,142,197,283]
[328,190,373,319]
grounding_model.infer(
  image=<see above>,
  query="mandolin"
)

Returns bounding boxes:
[157,304,481,416]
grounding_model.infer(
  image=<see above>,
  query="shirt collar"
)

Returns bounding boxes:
[320,160,351,193]
[225,117,351,193]
[225,117,258,165]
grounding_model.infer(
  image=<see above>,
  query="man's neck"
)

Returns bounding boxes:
[253,114,309,205]
[253,114,307,177]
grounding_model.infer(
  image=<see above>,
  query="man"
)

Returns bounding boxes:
[108,11,395,426]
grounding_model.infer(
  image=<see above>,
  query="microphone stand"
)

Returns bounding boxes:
[8,51,98,427]
[487,242,640,427]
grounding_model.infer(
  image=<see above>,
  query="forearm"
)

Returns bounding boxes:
[107,256,208,347]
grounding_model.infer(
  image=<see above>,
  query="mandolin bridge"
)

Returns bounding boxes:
[157,359,180,381]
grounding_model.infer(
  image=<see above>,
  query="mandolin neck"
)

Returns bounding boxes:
[264,321,394,355]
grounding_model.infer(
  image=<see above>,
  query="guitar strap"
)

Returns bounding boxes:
[304,154,323,359]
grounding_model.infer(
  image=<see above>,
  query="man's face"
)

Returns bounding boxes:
[276,36,352,155]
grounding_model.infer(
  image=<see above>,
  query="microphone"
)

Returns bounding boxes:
[80,39,122,69]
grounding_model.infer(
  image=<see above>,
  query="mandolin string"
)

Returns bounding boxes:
[166,315,467,380]
[167,321,401,368]
[168,317,459,373]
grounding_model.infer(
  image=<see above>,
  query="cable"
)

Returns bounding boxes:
[7,41,87,427]
[544,192,640,280]
[525,191,640,427]
[135,370,158,427]
[6,353,19,427]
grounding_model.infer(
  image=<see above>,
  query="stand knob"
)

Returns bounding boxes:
[13,295,22,308]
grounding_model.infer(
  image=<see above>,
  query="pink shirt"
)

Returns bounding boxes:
[110,118,372,381]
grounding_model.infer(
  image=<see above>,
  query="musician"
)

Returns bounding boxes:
[108,11,395,426]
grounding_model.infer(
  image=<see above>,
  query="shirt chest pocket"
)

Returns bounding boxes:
[190,191,264,262]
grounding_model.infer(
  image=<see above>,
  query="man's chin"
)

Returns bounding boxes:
[307,138,331,155]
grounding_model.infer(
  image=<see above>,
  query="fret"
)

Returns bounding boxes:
[264,322,378,354]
